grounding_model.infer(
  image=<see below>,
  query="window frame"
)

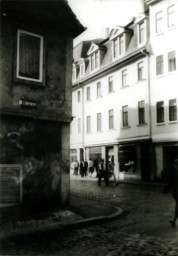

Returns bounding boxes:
[169,99,177,122]
[16,29,44,83]
[138,21,145,45]
[138,101,145,125]
[109,109,114,130]
[122,105,128,127]
[168,51,176,72]
[122,69,128,87]
[97,113,102,132]
[78,118,81,133]
[90,50,99,71]
[156,101,164,123]
[155,11,163,35]
[108,76,113,93]
[77,91,81,102]
[97,82,101,98]
[138,61,144,81]
[156,55,164,76]
[167,4,175,29]
[86,87,91,101]
[87,116,91,133]
[112,34,125,59]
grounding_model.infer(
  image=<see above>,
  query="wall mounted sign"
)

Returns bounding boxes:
[0,164,23,207]
[19,97,37,109]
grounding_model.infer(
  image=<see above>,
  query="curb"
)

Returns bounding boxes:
[0,204,123,241]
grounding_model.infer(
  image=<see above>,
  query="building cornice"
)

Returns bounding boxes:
[72,46,149,90]
[145,0,162,6]
[0,108,72,123]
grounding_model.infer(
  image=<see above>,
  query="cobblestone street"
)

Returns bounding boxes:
[1,177,178,255]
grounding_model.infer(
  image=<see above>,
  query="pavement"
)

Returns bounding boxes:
[1,175,178,255]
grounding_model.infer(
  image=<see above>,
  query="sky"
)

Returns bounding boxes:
[68,0,144,45]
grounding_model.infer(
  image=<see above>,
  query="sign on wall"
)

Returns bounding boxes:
[0,165,23,207]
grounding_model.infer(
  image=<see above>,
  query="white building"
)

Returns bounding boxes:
[146,0,178,180]
[70,11,155,181]
[71,0,178,181]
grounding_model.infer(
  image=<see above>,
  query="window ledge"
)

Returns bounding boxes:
[156,74,164,78]
[97,130,103,133]
[121,126,131,129]
[121,85,130,89]
[168,26,176,32]
[168,70,176,75]
[137,123,148,127]
[108,128,116,131]
[155,32,164,37]
[156,122,165,126]
[108,91,115,94]
[96,96,102,99]
[169,121,178,124]
[137,79,146,83]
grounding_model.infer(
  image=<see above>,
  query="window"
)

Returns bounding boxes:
[87,116,91,133]
[91,51,99,71]
[72,69,76,81]
[168,5,175,28]
[122,105,128,127]
[139,21,145,44]
[169,99,177,121]
[113,34,124,58]
[109,109,114,129]
[80,63,85,77]
[97,113,101,132]
[156,55,164,76]
[122,69,127,87]
[156,11,163,34]
[138,101,145,124]
[97,82,101,98]
[119,35,124,55]
[87,87,90,101]
[168,51,176,72]
[78,118,81,133]
[138,61,144,81]
[113,37,119,58]
[77,91,81,102]
[108,76,113,92]
[17,30,44,82]
[156,101,164,123]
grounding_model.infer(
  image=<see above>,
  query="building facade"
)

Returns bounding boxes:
[71,12,156,181]
[71,0,178,182]
[146,0,178,180]
[0,0,84,209]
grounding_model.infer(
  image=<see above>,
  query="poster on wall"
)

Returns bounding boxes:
[0,164,23,206]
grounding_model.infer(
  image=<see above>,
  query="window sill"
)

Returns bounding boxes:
[168,70,176,75]
[137,123,147,127]
[96,96,102,99]
[137,79,146,83]
[155,32,164,37]
[108,128,116,131]
[156,74,164,78]
[108,91,115,94]
[121,126,131,129]
[168,26,176,32]
[156,122,165,126]
[169,120,178,124]
[120,85,129,89]
[14,77,45,88]
[97,130,103,133]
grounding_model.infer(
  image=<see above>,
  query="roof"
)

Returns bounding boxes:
[1,0,85,38]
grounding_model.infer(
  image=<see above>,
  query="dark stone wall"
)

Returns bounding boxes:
[0,116,67,210]
[0,12,72,119]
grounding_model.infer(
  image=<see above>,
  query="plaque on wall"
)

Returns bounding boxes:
[0,164,23,207]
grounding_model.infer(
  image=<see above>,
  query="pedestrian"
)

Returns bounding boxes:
[108,159,118,185]
[98,159,109,186]
[74,160,79,175]
[80,161,84,177]
[163,159,178,226]
[83,160,88,177]
[88,159,94,177]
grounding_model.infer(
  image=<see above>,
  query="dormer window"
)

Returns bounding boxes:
[138,21,145,44]
[91,50,99,71]
[113,34,124,59]
[72,67,76,81]
[80,63,85,77]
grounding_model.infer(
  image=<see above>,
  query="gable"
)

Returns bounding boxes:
[87,42,99,56]
[110,26,125,40]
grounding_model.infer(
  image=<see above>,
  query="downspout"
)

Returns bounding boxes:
[79,83,85,160]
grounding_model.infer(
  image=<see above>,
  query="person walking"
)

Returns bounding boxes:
[98,159,109,186]
[80,161,84,177]
[83,160,88,177]
[163,159,178,227]
[108,159,118,185]
[88,159,94,177]
[74,160,79,175]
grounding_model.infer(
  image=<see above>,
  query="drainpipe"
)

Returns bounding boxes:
[79,83,85,160]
